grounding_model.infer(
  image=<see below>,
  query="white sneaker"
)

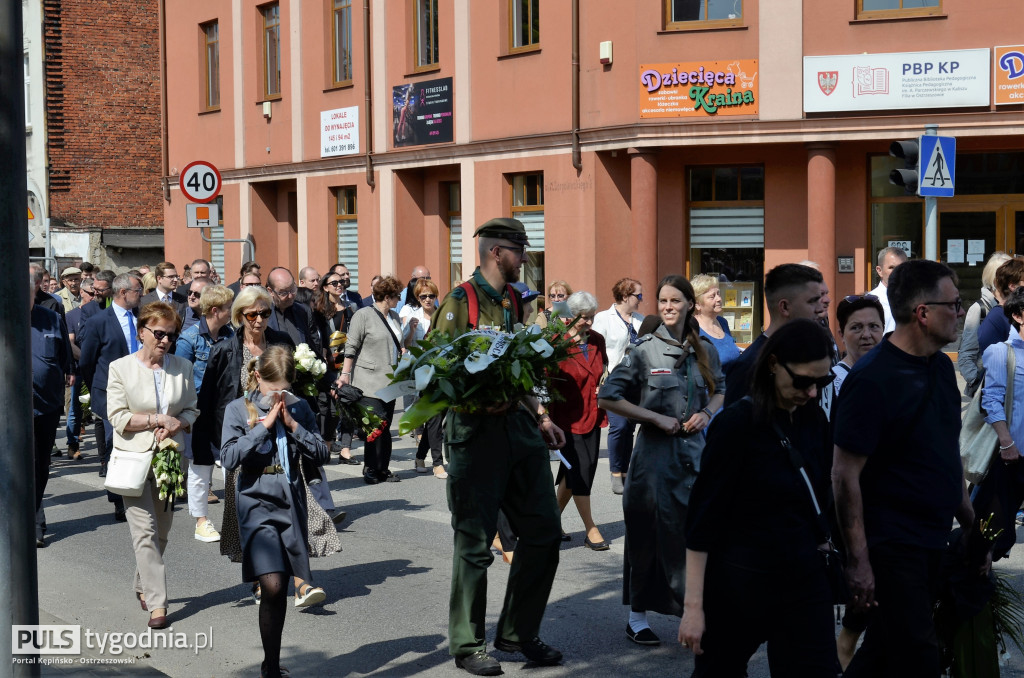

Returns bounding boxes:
[194,521,221,542]
[415,459,430,474]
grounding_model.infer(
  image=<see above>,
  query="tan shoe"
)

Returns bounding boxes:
[433,465,448,479]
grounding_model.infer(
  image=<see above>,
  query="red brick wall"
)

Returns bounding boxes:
[44,0,163,229]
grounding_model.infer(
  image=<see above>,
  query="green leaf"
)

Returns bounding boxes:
[399,396,450,435]
[511,360,521,379]
[438,379,457,400]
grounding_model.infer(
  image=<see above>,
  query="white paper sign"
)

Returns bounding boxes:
[888,240,912,257]
[804,49,990,113]
[321,106,360,158]
[968,239,986,255]
[947,239,965,264]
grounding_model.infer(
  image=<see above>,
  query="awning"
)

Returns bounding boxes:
[101,229,165,249]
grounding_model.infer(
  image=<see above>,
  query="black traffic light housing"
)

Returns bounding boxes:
[889,139,920,195]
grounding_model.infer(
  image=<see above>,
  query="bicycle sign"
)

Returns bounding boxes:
[179,160,222,203]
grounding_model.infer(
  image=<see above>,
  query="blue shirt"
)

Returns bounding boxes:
[981,335,1024,459]
[700,316,741,371]
[31,305,72,415]
[113,303,137,353]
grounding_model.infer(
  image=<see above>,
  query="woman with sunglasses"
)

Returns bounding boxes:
[312,270,359,464]
[105,302,200,628]
[200,286,338,607]
[592,277,645,495]
[537,280,573,328]
[338,275,406,484]
[402,278,448,478]
[598,275,724,646]
[679,319,838,676]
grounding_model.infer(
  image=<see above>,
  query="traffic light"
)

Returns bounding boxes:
[889,139,920,195]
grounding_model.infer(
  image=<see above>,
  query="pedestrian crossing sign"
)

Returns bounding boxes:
[918,135,956,198]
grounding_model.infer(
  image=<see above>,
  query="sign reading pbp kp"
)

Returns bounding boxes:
[179,160,222,203]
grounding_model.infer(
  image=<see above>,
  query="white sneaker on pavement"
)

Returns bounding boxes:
[195,521,221,542]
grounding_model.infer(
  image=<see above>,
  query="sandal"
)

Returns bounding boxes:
[294,583,325,608]
[252,583,261,606]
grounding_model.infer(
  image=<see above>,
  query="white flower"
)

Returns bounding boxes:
[465,351,496,374]
[78,393,91,404]
[158,491,167,501]
[312,361,327,377]
[299,356,316,372]
[525,324,542,336]
[295,343,313,360]
[178,474,184,483]
[530,339,554,358]
[415,364,436,391]
[395,352,415,376]
[158,473,169,484]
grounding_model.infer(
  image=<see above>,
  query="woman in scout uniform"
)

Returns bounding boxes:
[598,275,725,647]
[431,218,566,676]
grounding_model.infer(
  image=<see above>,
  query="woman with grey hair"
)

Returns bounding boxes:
[549,291,611,550]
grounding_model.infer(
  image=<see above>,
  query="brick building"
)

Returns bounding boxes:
[39,0,164,271]
[163,1,1024,333]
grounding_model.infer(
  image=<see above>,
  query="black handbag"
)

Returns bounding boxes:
[771,420,849,605]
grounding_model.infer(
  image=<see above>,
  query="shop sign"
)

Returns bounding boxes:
[320,106,360,158]
[994,45,1024,105]
[639,60,758,119]
[392,77,454,147]
[803,49,990,113]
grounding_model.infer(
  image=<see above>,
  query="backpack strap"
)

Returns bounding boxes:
[458,281,480,329]
[504,283,524,324]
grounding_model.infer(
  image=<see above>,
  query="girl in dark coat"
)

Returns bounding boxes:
[221,345,330,678]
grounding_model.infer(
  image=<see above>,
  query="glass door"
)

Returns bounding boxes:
[938,209,1000,314]
[1007,203,1024,256]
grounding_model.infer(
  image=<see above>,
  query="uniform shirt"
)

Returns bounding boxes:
[31,305,72,416]
[434,268,519,336]
[833,337,963,550]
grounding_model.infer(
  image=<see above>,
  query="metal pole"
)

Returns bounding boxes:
[924,124,938,261]
[0,1,42,675]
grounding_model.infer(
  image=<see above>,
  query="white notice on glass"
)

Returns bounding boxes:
[947,239,965,264]
[968,240,986,255]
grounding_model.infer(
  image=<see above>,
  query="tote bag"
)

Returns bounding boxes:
[960,346,1015,485]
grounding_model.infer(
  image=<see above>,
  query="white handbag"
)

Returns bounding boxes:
[103,447,154,497]
[960,345,1015,485]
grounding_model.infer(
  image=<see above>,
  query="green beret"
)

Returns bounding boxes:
[473,218,529,246]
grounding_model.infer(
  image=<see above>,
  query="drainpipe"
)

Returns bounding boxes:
[159,0,170,202]
[571,0,581,173]
[363,0,375,188]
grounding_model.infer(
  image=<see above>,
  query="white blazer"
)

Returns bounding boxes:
[106,353,200,452]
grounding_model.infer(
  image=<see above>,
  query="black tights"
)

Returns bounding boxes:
[258,572,287,676]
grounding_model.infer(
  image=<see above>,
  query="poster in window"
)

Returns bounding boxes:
[392,77,454,147]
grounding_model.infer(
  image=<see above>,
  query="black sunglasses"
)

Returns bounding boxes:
[779,363,836,391]
[418,294,437,300]
[842,293,879,303]
[143,327,179,343]
[188,290,203,298]
[243,309,272,321]
[921,298,963,314]
[325,280,344,288]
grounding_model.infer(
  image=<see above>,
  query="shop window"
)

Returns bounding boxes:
[414,0,439,70]
[336,187,359,290]
[511,173,545,315]
[262,4,282,99]
[688,165,764,344]
[510,0,540,51]
[333,0,353,86]
[955,153,1024,196]
[665,0,743,29]
[447,183,463,286]
[202,21,221,110]
[857,0,940,19]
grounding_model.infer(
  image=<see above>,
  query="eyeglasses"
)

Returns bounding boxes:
[921,298,963,314]
[125,288,143,295]
[494,245,525,257]
[188,290,203,299]
[272,286,297,296]
[418,294,437,301]
[143,327,179,343]
[779,363,836,391]
[243,309,272,321]
[549,293,567,300]
[326,280,344,288]
[92,286,110,295]
[630,292,644,302]
[842,294,879,303]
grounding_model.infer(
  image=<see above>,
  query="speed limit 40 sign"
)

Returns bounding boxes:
[179,160,222,203]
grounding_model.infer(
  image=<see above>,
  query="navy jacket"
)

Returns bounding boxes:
[31,305,72,416]
[78,305,135,420]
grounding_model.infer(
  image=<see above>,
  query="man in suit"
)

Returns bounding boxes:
[361,275,381,308]
[267,268,320,350]
[175,258,212,299]
[141,262,186,316]
[228,261,262,297]
[79,272,144,521]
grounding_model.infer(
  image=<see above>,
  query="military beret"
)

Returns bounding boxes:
[473,218,530,246]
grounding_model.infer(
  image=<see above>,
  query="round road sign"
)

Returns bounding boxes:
[179,160,222,203]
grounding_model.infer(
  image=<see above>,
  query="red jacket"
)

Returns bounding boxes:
[549,330,609,435]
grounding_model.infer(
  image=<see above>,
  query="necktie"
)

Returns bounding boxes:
[128,314,138,353]
[275,421,290,478]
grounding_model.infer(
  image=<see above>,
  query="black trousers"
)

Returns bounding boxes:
[34,412,60,516]
[363,399,396,480]
[415,412,445,466]
[844,542,943,678]
[693,556,837,678]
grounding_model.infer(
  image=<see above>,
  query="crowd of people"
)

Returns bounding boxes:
[27,223,1023,677]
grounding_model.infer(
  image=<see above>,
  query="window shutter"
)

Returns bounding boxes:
[689,207,764,248]
[337,220,359,290]
[515,212,545,251]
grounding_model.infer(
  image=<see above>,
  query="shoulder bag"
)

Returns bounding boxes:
[960,344,1015,485]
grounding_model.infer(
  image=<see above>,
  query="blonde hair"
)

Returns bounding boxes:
[547,280,573,297]
[231,285,273,327]
[690,274,719,300]
[982,252,1012,292]
[199,284,234,316]
[141,272,157,295]
[243,345,297,427]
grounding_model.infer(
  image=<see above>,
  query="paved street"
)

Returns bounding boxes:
[33,414,1024,678]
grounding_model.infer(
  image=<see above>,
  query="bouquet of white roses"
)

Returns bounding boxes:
[293,343,327,397]
[153,438,185,511]
[379,320,578,435]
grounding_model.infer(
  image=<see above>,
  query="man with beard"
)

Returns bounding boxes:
[432,218,566,675]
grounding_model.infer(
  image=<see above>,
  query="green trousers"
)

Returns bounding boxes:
[445,409,561,657]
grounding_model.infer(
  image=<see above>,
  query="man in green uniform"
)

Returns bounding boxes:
[433,218,566,675]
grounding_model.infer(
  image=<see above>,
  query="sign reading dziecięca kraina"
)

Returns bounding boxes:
[803,49,990,113]
[639,60,758,119]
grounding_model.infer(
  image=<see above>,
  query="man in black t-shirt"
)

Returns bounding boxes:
[833,259,976,678]
[723,263,824,406]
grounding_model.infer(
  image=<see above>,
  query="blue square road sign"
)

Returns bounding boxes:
[918,135,956,198]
